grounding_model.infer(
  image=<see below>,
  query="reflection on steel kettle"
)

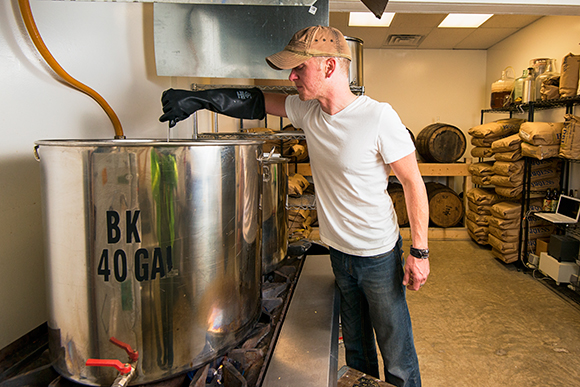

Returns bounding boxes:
[35,139,263,386]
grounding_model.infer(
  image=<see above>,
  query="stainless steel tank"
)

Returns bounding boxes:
[35,139,263,386]
[345,36,364,87]
[261,154,289,274]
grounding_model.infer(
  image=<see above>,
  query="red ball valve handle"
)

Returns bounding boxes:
[85,359,132,375]
[109,337,139,362]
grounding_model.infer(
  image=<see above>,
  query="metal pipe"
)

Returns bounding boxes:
[111,365,136,387]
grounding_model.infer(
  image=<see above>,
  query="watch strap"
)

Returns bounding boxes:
[410,246,429,259]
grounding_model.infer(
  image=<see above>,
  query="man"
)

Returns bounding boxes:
[159,25,429,387]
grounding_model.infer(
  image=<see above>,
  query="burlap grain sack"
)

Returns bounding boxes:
[488,215,520,230]
[529,177,559,191]
[540,75,560,101]
[519,122,564,145]
[491,201,521,220]
[527,198,544,212]
[468,229,488,245]
[491,133,522,153]
[471,146,494,158]
[283,143,308,162]
[521,142,560,160]
[466,209,490,226]
[468,118,526,138]
[288,209,310,221]
[560,53,580,98]
[471,135,502,147]
[489,234,518,255]
[490,173,524,188]
[467,200,492,215]
[529,166,559,181]
[493,148,522,162]
[528,216,552,228]
[289,225,312,242]
[492,160,524,176]
[243,127,279,153]
[472,175,492,185]
[491,248,518,264]
[528,225,555,240]
[466,218,488,237]
[468,162,495,176]
[489,225,519,241]
[288,173,309,197]
[495,185,523,198]
[559,114,580,160]
[467,187,502,205]
[530,158,560,171]
[288,215,313,231]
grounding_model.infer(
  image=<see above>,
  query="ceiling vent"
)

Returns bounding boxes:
[384,34,424,47]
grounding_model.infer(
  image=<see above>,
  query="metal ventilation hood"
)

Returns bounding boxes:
[154,1,329,80]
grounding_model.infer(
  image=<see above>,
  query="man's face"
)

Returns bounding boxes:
[288,57,325,101]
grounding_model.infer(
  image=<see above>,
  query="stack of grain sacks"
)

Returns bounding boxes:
[466,118,565,261]
[488,201,521,263]
[465,187,501,245]
[287,173,316,242]
[468,118,526,197]
[518,121,564,253]
[560,114,580,160]
[520,122,564,161]
[466,118,526,262]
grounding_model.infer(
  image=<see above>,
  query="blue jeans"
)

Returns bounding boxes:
[330,236,421,387]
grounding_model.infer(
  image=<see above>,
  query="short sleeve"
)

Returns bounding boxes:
[377,105,415,164]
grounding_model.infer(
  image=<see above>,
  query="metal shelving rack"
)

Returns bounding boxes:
[481,95,580,265]
[192,83,364,211]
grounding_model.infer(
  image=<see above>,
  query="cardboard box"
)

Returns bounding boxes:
[536,238,550,256]
[539,252,579,284]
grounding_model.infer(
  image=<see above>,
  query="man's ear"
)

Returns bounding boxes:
[325,57,337,78]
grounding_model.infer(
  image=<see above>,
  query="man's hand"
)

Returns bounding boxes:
[159,89,202,128]
[402,255,430,291]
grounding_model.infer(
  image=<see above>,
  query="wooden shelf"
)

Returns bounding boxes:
[294,160,471,177]
[293,159,473,241]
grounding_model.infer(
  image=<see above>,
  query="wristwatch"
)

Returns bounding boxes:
[410,246,429,259]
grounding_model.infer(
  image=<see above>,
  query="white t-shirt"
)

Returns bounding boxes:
[286,95,415,256]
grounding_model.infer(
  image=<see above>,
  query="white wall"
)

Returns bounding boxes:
[486,15,580,193]
[0,0,187,350]
[363,49,487,141]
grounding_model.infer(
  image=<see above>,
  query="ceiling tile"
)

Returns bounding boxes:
[454,28,520,49]
[481,14,543,28]
[418,28,474,49]
[389,13,447,29]
[329,12,550,50]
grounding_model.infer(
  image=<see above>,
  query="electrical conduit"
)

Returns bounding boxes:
[18,0,125,138]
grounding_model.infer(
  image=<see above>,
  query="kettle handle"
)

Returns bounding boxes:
[33,145,40,162]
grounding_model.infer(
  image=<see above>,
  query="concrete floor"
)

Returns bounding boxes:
[338,239,580,386]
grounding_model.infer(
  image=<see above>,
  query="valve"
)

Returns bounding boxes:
[109,337,139,362]
[85,359,132,375]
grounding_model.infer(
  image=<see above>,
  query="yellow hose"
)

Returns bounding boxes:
[18,0,125,139]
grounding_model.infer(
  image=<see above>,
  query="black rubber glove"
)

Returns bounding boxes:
[159,87,266,128]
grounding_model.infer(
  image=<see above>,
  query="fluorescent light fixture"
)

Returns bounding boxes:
[438,14,493,28]
[349,12,395,27]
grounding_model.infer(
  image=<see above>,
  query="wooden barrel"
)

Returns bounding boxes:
[426,182,464,228]
[416,123,466,163]
[406,127,416,147]
[387,182,409,227]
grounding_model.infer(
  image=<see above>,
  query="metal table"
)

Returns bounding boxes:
[262,254,340,387]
